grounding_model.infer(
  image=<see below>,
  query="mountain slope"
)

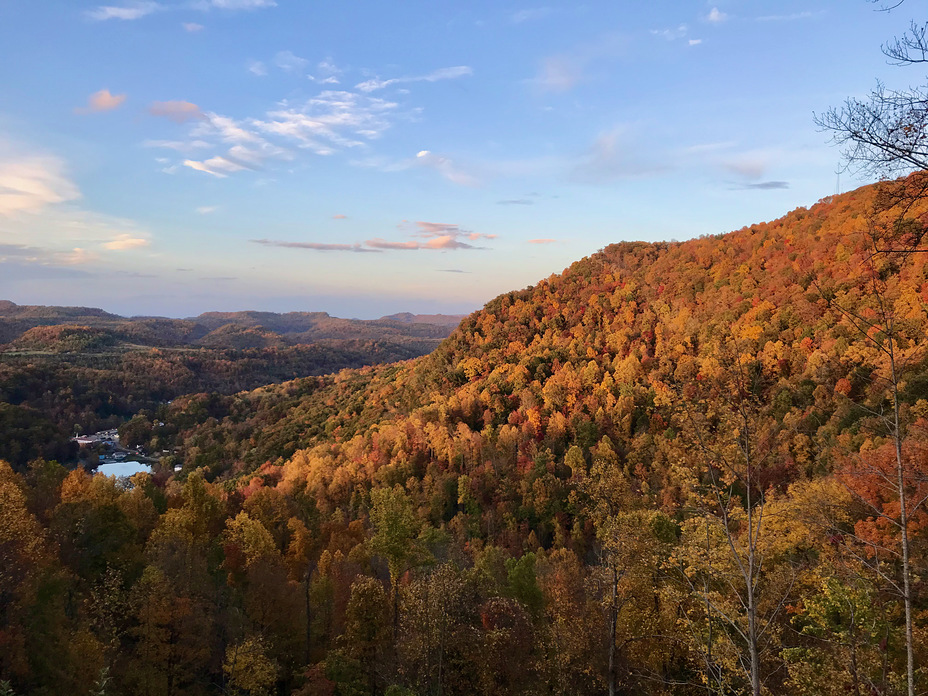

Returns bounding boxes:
[4,179,928,696]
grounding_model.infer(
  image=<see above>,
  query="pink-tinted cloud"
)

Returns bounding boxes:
[149,100,203,123]
[424,235,478,250]
[251,239,380,253]
[75,89,126,114]
[104,234,150,250]
[332,214,347,219]
[365,238,422,250]
[528,238,557,244]
[413,221,496,241]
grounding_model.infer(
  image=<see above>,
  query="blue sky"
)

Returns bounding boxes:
[0,0,916,318]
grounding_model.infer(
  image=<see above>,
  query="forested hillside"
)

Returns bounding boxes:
[2,177,928,695]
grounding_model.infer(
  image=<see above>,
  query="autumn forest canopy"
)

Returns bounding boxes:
[2,174,928,695]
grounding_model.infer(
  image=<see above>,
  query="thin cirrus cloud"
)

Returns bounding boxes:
[366,236,478,250]
[275,50,309,73]
[355,66,472,93]
[252,221,495,253]
[413,221,496,241]
[87,0,274,21]
[531,33,627,94]
[182,22,204,31]
[251,239,380,253]
[248,61,268,76]
[0,153,80,216]
[706,7,728,23]
[528,239,557,244]
[183,155,250,178]
[533,54,583,93]
[148,100,203,123]
[0,145,151,254]
[651,25,688,41]
[740,181,790,190]
[511,7,554,24]
[415,150,479,186]
[210,0,276,8]
[152,64,461,180]
[755,11,822,22]
[104,234,150,250]
[169,93,399,177]
[85,2,162,21]
[570,129,667,184]
[75,89,126,114]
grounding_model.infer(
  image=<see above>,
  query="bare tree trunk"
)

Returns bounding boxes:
[889,346,916,696]
[608,564,617,696]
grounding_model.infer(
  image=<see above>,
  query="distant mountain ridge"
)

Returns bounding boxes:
[0,303,464,351]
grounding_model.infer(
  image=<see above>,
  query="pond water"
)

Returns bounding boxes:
[96,461,151,478]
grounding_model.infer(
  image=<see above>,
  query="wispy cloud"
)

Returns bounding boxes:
[248,60,268,76]
[251,220,494,253]
[497,199,534,205]
[309,60,343,85]
[722,153,770,180]
[0,143,154,263]
[57,248,99,265]
[210,0,276,9]
[75,89,126,114]
[356,66,472,93]
[153,64,456,179]
[739,181,790,190]
[149,100,203,123]
[86,2,161,21]
[183,156,249,178]
[756,11,822,22]
[512,7,553,23]
[366,236,480,250]
[439,268,469,273]
[413,221,496,241]
[415,150,479,186]
[651,24,688,41]
[275,50,309,73]
[528,238,556,244]
[196,206,218,214]
[533,54,584,92]
[251,239,379,253]
[531,32,627,94]
[332,214,347,219]
[0,243,98,270]
[0,152,80,216]
[719,149,792,190]
[252,92,399,154]
[88,0,273,22]
[144,139,211,152]
[570,128,666,183]
[104,234,150,250]
[706,7,727,23]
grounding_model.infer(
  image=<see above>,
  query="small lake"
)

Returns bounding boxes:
[96,461,151,478]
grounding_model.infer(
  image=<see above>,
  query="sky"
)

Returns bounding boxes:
[0,0,918,318]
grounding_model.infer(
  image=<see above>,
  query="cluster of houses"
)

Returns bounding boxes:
[71,428,138,464]
[72,427,183,474]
